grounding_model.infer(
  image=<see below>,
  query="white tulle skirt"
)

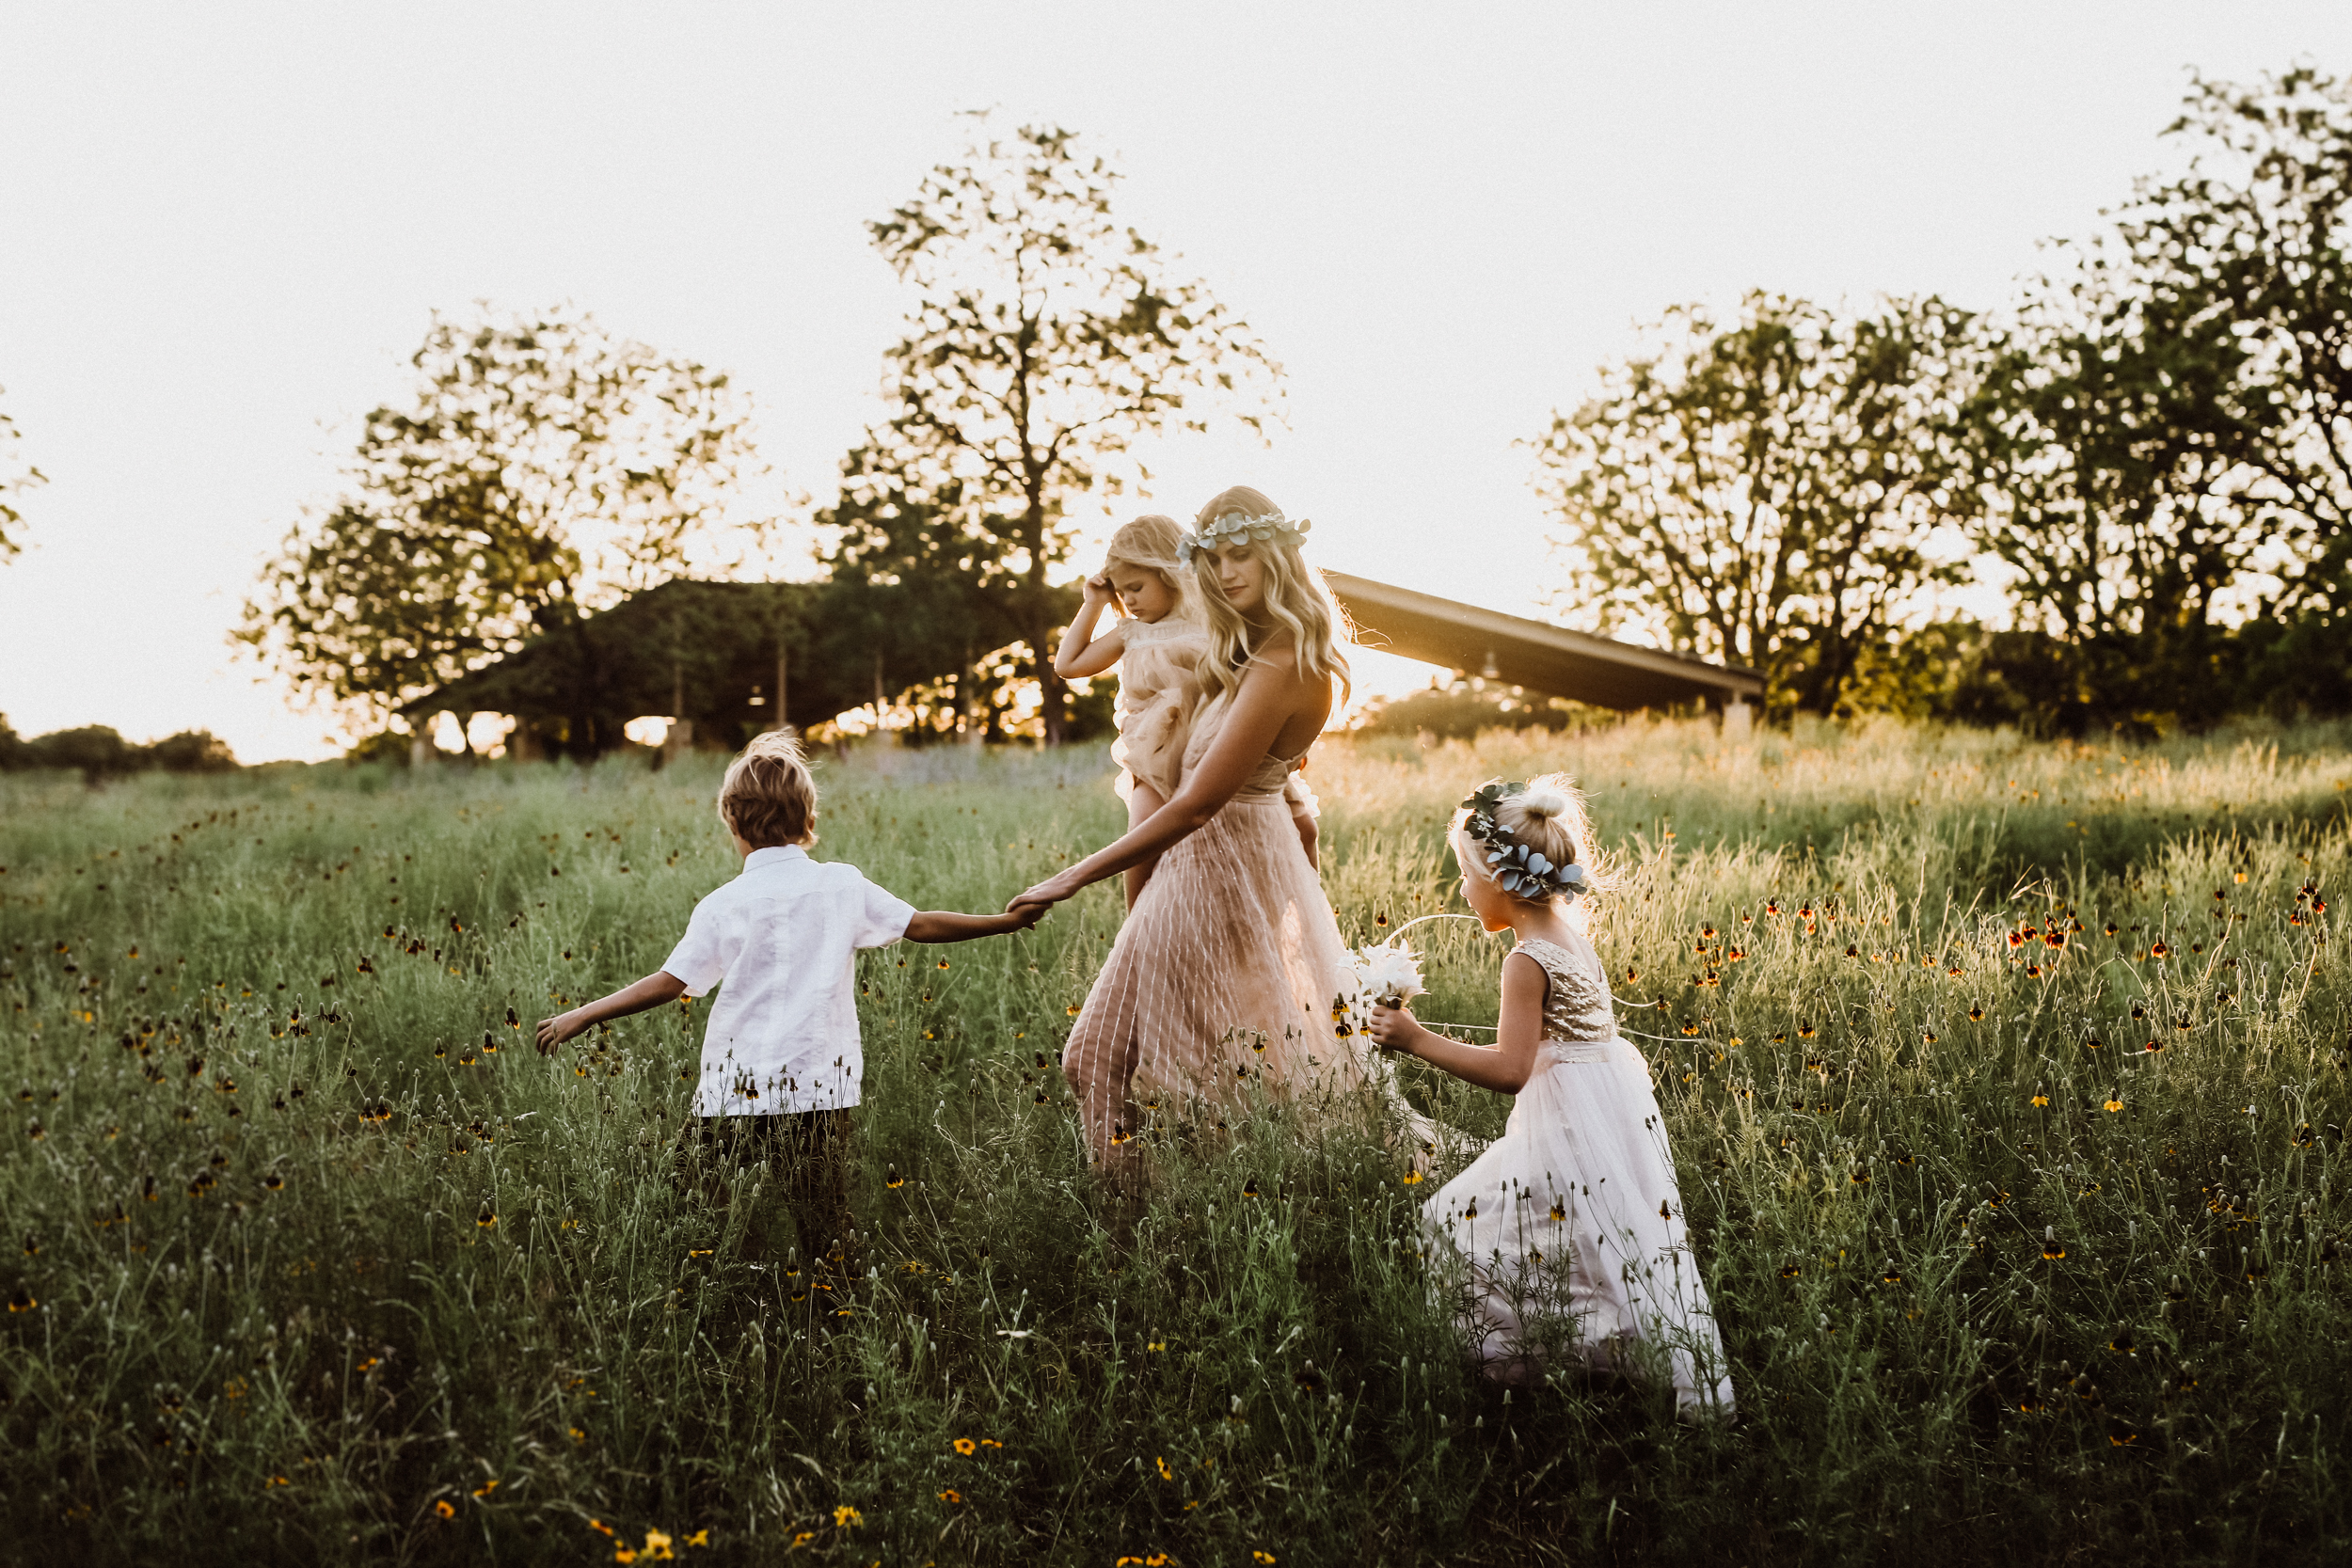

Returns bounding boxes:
[1422,1035,1736,1418]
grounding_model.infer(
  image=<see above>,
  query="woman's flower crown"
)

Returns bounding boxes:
[1175,508,1311,566]
[1458,779,1592,901]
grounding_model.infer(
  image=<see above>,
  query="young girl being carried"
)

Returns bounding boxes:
[1367,775,1735,1420]
[1055,513,1318,909]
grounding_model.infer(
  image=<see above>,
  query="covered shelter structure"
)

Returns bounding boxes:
[401,569,1761,762]
[398,580,845,762]
[1325,570,1763,715]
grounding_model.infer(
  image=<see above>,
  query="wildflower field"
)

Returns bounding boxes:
[2,720,2348,1566]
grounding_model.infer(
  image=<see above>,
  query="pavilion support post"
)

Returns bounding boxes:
[1722,695,1754,743]
[772,644,790,735]
[663,659,694,766]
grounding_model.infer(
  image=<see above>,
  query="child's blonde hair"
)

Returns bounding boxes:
[1103,513,1187,598]
[718,730,818,847]
[1189,485,1352,706]
[1451,772,1610,909]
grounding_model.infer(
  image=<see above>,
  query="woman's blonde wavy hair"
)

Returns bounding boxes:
[1188,485,1352,707]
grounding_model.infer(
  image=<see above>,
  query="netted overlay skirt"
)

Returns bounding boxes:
[1061,791,1373,1160]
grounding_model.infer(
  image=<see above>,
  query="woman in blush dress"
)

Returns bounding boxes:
[1012,486,1376,1188]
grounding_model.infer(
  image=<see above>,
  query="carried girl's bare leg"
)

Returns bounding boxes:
[1122,781,1167,909]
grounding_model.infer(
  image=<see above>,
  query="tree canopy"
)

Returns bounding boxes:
[1531,293,1976,717]
[1950,66,2352,730]
[829,118,1280,740]
[237,307,771,732]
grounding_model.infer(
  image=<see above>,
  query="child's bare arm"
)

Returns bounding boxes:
[1364,949,1547,1094]
[1291,806,1319,870]
[1052,576,1126,679]
[536,970,688,1053]
[904,908,1043,942]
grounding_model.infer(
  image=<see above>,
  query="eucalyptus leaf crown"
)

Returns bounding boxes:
[1175,507,1311,566]
[1458,779,1593,901]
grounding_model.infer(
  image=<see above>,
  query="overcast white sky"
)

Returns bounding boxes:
[4,2,2349,761]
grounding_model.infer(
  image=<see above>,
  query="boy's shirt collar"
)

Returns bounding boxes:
[742,845,809,873]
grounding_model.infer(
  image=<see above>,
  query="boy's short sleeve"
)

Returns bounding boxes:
[851,873,916,949]
[660,897,728,997]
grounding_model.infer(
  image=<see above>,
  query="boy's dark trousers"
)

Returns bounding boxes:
[675,1109,859,1297]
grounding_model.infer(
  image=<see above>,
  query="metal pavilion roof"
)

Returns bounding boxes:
[1323,571,1762,710]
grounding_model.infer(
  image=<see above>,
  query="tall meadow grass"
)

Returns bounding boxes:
[0,718,2346,1564]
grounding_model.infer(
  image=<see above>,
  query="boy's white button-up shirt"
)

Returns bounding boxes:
[660,845,914,1116]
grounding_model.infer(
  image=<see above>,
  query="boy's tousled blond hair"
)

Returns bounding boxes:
[718,730,818,847]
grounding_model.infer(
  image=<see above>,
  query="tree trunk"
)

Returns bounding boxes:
[1025,499,1066,744]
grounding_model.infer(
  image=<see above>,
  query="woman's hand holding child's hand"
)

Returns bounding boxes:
[1009,868,1085,918]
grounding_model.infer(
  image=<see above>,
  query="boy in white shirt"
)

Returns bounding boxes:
[535,731,1034,1297]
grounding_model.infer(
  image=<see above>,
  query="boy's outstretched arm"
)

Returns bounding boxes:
[904,907,1043,943]
[536,970,688,1053]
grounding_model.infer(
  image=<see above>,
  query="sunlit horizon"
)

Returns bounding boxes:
[4,3,2348,761]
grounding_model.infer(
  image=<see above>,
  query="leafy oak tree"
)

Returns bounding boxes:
[1531,293,1977,717]
[0,385,44,561]
[835,118,1280,740]
[1953,67,2352,729]
[239,307,769,735]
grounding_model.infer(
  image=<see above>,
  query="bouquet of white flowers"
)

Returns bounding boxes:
[1331,937,1426,1039]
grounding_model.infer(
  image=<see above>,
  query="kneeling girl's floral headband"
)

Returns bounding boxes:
[1458,779,1592,901]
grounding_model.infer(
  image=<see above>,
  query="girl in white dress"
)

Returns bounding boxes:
[1367,776,1735,1419]
[1055,514,1318,908]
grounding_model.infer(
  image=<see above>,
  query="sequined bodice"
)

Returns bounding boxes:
[1517,936,1615,1045]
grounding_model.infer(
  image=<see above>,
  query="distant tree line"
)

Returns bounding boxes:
[0,716,237,783]
[1535,67,2352,736]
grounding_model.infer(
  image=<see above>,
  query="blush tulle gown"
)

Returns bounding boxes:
[1422,931,1736,1418]
[1061,689,1380,1160]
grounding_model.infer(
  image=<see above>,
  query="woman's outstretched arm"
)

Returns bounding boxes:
[1010,655,1322,913]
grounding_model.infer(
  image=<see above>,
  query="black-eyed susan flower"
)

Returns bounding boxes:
[884,1164,905,1189]
[832,1505,861,1528]
[435,1499,456,1519]
[2104,1095,2124,1113]
[938,1489,961,1504]
[952,1437,976,1455]
[2030,1091,2049,1107]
